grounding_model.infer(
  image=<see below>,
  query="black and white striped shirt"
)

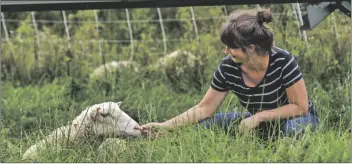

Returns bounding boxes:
[211,47,304,114]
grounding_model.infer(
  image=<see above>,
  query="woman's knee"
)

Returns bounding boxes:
[281,113,320,136]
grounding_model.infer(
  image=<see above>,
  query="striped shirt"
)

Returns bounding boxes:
[211,47,304,114]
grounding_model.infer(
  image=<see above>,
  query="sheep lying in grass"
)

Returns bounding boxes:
[153,50,205,92]
[88,60,140,95]
[156,50,199,76]
[22,101,141,160]
[89,60,139,79]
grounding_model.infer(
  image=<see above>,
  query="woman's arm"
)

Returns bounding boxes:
[138,87,228,133]
[253,79,309,122]
[162,87,228,128]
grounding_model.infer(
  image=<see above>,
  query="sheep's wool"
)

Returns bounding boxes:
[22,101,141,160]
[89,60,139,79]
[156,50,199,75]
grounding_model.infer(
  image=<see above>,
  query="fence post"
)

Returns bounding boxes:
[31,11,40,75]
[1,12,18,82]
[291,4,302,39]
[125,9,134,61]
[294,3,309,49]
[190,7,200,46]
[62,11,73,77]
[157,8,167,55]
[94,10,108,81]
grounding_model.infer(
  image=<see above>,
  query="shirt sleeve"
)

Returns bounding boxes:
[211,64,229,92]
[281,54,303,88]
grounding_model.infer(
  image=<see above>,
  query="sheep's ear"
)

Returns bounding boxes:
[90,107,101,119]
[116,101,122,106]
[97,107,110,117]
[72,120,78,128]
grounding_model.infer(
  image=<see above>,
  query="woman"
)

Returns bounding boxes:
[136,9,319,138]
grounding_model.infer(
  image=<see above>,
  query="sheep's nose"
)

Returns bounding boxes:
[123,121,142,137]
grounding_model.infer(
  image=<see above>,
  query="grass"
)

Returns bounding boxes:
[1,76,351,162]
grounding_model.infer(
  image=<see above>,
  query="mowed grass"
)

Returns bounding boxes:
[1,77,351,162]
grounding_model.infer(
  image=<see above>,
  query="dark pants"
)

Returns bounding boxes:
[199,102,319,139]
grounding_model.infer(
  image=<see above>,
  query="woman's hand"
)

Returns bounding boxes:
[134,122,170,138]
[238,115,262,135]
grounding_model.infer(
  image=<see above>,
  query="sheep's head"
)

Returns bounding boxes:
[87,101,141,137]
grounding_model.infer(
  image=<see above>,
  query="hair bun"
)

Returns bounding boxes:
[257,9,273,24]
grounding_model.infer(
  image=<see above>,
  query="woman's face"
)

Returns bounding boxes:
[224,46,249,64]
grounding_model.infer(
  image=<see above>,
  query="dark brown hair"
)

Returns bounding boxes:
[220,9,274,54]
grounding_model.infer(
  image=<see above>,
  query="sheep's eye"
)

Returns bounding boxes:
[101,113,110,117]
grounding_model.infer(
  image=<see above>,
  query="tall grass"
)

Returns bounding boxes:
[1,74,351,162]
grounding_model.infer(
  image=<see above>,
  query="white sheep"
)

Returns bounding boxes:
[89,61,139,79]
[152,50,205,92]
[22,101,141,160]
[157,50,197,66]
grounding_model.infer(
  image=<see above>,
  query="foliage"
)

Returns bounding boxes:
[0,4,351,163]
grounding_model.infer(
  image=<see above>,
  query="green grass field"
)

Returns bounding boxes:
[1,76,351,162]
[1,4,351,162]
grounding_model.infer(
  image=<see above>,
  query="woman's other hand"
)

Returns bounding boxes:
[238,115,262,135]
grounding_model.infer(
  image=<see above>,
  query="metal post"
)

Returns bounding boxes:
[31,11,40,72]
[157,8,167,55]
[62,11,72,76]
[331,12,339,39]
[223,5,228,16]
[1,12,17,81]
[190,7,199,46]
[295,3,309,49]
[94,10,108,81]
[292,3,302,38]
[62,11,71,50]
[125,9,134,61]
